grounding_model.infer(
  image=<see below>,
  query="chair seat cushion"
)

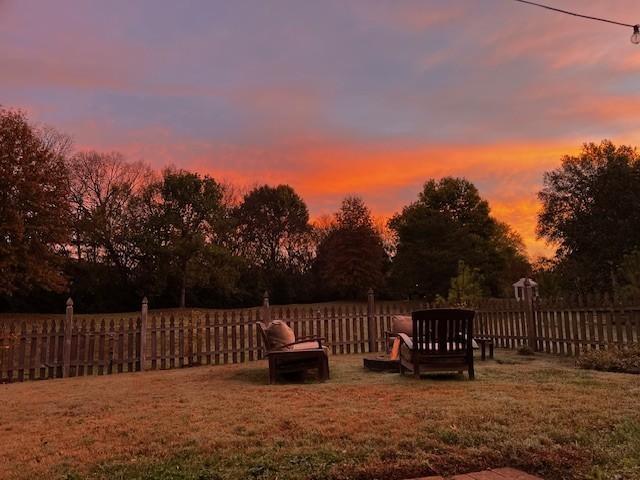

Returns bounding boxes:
[291,342,330,355]
[391,315,412,335]
[265,320,296,350]
[291,341,321,350]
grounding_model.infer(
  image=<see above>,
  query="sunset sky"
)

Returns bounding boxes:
[2,0,640,258]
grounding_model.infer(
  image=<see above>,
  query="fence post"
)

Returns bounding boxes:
[62,298,73,378]
[524,279,537,351]
[140,297,148,372]
[262,291,271,323]
[367,288,377,353]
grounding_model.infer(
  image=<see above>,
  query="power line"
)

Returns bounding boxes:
[511,0,636,28]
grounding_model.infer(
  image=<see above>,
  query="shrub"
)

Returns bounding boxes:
[576,345,640,374]
[517,345,535,356]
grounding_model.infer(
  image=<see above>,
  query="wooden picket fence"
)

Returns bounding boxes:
[475,296,640,355]
[2,293,639,384]
[0,295,426,383]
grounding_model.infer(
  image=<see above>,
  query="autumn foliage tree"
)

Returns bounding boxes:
[0,108,71,296]
[67,150,153,275]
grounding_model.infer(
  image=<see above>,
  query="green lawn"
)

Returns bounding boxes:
[1,351,639,480]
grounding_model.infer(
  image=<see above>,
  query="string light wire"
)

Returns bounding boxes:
[511,0,639,44]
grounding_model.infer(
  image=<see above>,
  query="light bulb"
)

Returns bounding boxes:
[632,25,640,45]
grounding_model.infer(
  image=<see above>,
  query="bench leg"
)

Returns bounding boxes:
[268,357,277,385]
[320,355,329,381]
[489,342,494,359]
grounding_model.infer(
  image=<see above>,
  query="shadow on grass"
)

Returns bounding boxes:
[405,372,468,382]
[229,362,469,385]
[228,366,269,385]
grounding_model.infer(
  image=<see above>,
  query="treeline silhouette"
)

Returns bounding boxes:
[3,107,639,312]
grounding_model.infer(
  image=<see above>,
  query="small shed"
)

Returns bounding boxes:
[513,278,539,301]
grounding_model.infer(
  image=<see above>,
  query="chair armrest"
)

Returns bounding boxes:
[397,333,413,350]
[280,338,324,349]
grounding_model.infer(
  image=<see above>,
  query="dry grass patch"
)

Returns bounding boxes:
[1,352,639,480]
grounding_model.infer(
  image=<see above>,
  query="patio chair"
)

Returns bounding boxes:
[397,309,475,379]
[257,321,329,384]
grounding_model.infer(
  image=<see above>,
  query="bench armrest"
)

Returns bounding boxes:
[295,335,325,343]
[280,337,324,349]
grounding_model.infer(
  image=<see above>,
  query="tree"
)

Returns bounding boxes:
[447,260,484,305]
[531,257,564,298]
[389,177,528,299]
[615,250,640,301]
[67,151,153,275]
[141,169,226,307]
[538,140,640,293]
[234,185,312,301]
[0,108,71,296]
[487,221,530,296]
[313,196,388,299]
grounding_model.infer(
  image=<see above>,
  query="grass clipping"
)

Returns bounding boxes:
[577,344,640,374]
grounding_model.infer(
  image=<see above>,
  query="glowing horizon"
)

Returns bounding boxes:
[3,0,640,259]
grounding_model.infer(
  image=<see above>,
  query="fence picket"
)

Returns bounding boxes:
[39,320,48,379]
[77,320,87,376]
[178,317,185,368]
[98,320,106,375]
[127,318,134,372]
[195,315,202,366]
[28,323,37,380]
[239,310,246,363]
[231,311,238,364]
[17,322,26,382]
[205,313,212,365]
[214,311,221,365]
[160,316,167,369]
[87,320,96,376]
[247,310,254,362]
[169,315,176,369]
[117,319,125,373]
[222,311,229,364]
[136,317,142,371]
[151,317,158,370]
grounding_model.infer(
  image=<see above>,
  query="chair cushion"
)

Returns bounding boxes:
[265,320,295,350]
[390,337,401,360]
[391,315,413,335]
